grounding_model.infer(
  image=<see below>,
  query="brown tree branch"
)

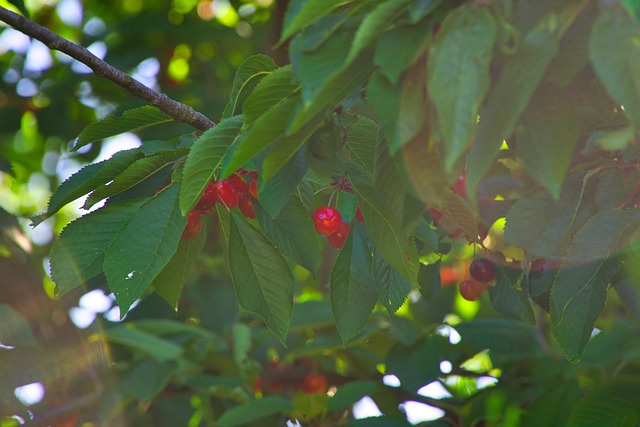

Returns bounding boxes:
[0,6,216,131]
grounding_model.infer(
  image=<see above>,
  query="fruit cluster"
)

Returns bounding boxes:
[459,258,496,301]
[253,359,328,395]
[181,169,259,240]
[311,205,364,249]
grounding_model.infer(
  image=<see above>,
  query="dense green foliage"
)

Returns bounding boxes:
[3,0,640,426]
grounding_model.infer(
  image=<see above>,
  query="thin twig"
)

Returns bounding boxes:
[0,6,216,131]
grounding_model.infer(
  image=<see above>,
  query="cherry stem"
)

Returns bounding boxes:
[328,190,338,209]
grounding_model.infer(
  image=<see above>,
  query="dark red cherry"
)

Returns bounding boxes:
[469,258,497,282]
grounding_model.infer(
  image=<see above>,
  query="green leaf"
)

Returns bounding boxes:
[397,62,429,156]
[414,219,439,254]
[345,115,378,176]
[0,304,36,346]
[373,249,412,313]
[378,159,424,237]
[590,126,635,151]
[254,197,321,273]
[517,85,580,198]
[348,418,412,427]
[386,335,451,392]
[83,153,176,209]
[366,73,401,150]
[546,5,595,86]
[222,55,278,119]
[596,168,625,212]
[216,204,231,250]
[217,397,294,427]
[228,214,294,344]
[454,319,538,357]
[280,0,351,42]
[152,226,206,309]
[105,324,183,362]
[291,26,352,104]
[121,359,176,402]
[330,222,377,343]
[139,139,184,156]
[428,4,496,172]
[347,0,409,64]
[7,0,28,17]
[488,267,534,323]
[327,381,379,411]
[551,208,638,362]
[222,96,300,177]
[560,208,637,265]
[133,319,215,338]
[290,299,335,331]
[418,260,441,299]
[179,116,243,215]
[232,323,252,367]
[49,198,146,296]
[104,185,186,314]
[375,22,432,85]
[73,106,173,151]
[590,7,640,130]
[350,169,419,286]
[504,186,590,258]
[242,66,298,126]
[260,117,324,182]
[566,377,640,427]
[32,148,143,226]
[287,53,373,135]
[367,66,427,154]
[220,68,300,177]
[374,135,408,224]
[258,150,307,218]
[409,0,442,22]
[466,18,560,199]
[439,190,480,242]
[398,124,449,205]
[522,379,580,427]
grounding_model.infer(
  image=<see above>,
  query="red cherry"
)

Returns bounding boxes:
[253,376,263,394]
[266,380,285,392]
[195,182,217,214]
[469,258,497,282]
[459,279,487,301]
[249,175,258,199]
[301,374,328,394]
[214,179,239,209]
[227,173,249,194]
[181,210,202,240]
[451,170,467,197]
[448,228,463,239]
[238,192,256,219]
[49,397,79,427]
[312,206,342,236]
[327,222,350,249]
[428,207,443,224]
[355,206,364,222]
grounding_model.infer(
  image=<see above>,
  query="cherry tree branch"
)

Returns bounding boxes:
[0,7,216,131]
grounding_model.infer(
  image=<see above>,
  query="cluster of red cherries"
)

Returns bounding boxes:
[311,205,364,249]
[181,169,259,240]
[459,257,496,301]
